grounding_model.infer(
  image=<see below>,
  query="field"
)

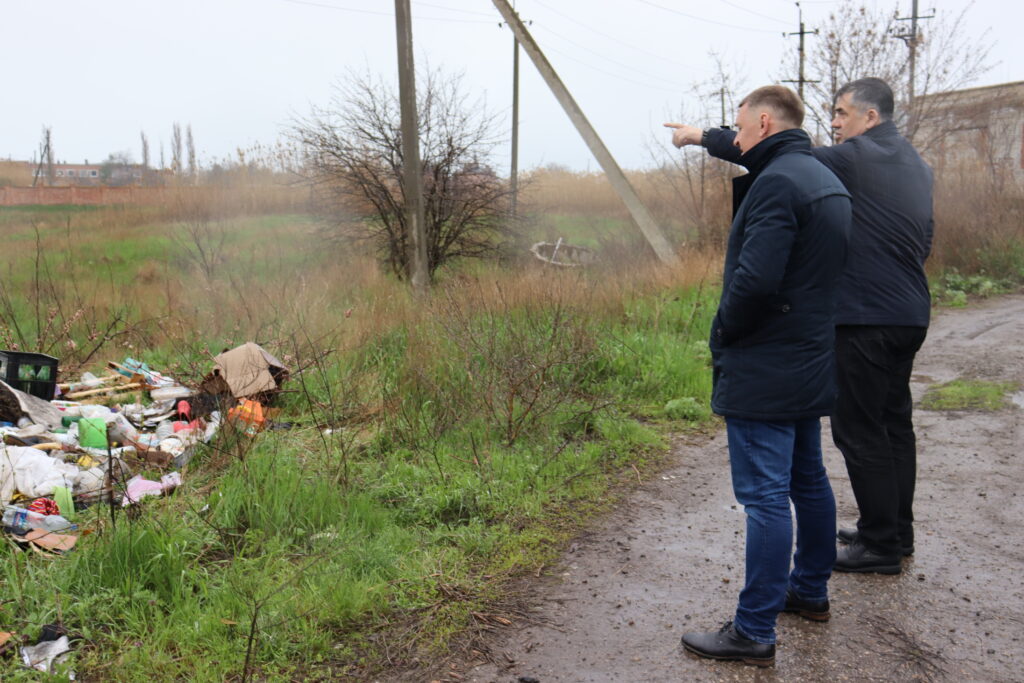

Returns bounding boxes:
[0,162,1021,680]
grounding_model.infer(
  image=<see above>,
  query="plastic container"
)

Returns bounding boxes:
[78,417,108,448]
[0,350,59,400]
[3,505,76,533]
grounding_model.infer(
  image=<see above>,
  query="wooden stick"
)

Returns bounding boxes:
[65,382,143,399]
[57,373,122,391]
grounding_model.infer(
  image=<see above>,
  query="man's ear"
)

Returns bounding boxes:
[759,112,770,137]
[865,108,881,128]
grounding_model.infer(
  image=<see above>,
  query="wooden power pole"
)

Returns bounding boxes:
[510,22,520,216]
[491,0,678,266]
[894,0,934,108]
[394,0,429,293]
[783,2,818,102]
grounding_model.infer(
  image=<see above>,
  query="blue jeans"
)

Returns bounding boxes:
[726,417,837,644]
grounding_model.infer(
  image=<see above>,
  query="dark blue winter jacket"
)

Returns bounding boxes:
[706,120,933,327]
[710,129,850,420]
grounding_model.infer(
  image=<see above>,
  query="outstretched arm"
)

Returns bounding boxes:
[663,123,743,166]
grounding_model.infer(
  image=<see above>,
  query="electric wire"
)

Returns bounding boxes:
[538,40,685,94]
[532,23,685,89]
[717,0,792,25]
[633,0,781,34]
[415,1,496,18]
[281,0,496,24]
[530,0,699,69]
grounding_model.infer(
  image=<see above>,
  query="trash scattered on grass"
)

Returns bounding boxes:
[1,344,290,553]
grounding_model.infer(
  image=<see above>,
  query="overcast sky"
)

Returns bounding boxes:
[2,0,1017,172]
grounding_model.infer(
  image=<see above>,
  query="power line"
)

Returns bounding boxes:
[415,1,494,18]
[634,0,782,34]
[540,42,684,94]
[281,0,495,24]
[531,0,698,69]
[718,0,791,26]
[533,24,684,89]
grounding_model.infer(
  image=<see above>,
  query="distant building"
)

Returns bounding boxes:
[43,163,103,185]
[915,81,1024,183]
[23,161,155,186]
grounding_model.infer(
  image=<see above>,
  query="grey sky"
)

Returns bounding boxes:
[2,0,1017,172]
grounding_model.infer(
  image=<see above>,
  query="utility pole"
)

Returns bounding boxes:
[491,0,678,266]
[782,2,819,102]
[510,29,520,216]
[894,0,935,108]
[394,0,429,294]
[717,87,727,127]
[505,3,530,217]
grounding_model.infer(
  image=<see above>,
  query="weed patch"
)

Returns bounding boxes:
[920,378,1019,411]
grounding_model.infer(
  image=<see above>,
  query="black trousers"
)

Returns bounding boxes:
[831,325,928,556]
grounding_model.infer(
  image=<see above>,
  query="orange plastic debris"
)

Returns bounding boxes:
[227,399,266,435]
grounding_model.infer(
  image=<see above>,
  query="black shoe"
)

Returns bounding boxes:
[680,621,775,667]
[834,541,902,574]
[837,527,914,556]
[782,587,830,622]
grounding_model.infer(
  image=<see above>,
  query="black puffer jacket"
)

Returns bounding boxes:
[710,129,850,420]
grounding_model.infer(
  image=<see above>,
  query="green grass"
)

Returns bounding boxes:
[6,197,1019,680]
[0,214,718,680]
[920,378,1019,411]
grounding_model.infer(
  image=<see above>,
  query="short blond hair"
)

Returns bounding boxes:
[740,85,805,128]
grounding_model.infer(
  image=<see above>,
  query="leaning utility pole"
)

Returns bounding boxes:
[492,0,677,265]
[782,2,819,102]
[394,0,429,293]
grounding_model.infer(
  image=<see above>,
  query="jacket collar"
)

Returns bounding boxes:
[737,128,812,175]
[730,129,811,218]
[860,119,899,142]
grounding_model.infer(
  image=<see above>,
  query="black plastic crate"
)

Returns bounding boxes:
[0,350,59,400]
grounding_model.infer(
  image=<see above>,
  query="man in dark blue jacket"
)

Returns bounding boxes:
[667,78,934,575]
[675,85,850,667]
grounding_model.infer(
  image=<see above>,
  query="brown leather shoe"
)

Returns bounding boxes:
[681,621,775,667]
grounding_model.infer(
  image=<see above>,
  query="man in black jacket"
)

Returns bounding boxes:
[676,85,850,667]
[667,78,934,575]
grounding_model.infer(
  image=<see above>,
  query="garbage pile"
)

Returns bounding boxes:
[1,343,289,556]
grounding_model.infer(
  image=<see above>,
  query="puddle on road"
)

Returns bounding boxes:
[1011,392,1024,408]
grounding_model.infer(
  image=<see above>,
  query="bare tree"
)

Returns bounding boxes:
[290,69,516,281]
[186,124,197,181]
[789,1,991,147]
[140,131,150,169]
[171,122,183,176]
[648,53,744,249]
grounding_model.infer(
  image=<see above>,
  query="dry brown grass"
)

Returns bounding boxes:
[930,159,1024,278]
[521,159,1024,281]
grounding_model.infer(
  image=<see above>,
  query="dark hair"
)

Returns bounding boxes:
[834,77,894,120]
[739,85,805,128]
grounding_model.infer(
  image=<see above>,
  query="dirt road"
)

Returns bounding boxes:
[464,294,1024,682]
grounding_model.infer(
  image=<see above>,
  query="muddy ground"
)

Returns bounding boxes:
[456,294,1024,683]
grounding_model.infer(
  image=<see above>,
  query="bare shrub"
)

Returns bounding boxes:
[291,69,517,281]
[432,277,598,446]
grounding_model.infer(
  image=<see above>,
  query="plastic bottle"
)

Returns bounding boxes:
[3,505,77,533]
[3,505,43,532]
[42,514,76,533]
